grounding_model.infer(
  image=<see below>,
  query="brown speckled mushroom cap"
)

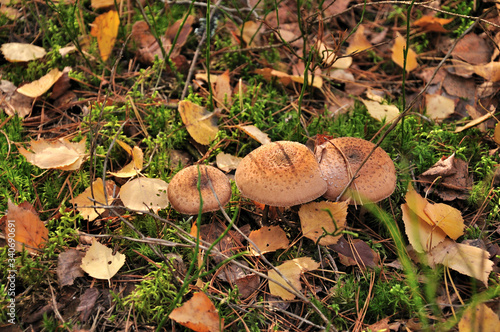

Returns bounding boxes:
[167,165,231,214]
[316,137,396,204]
[235,141,327,207]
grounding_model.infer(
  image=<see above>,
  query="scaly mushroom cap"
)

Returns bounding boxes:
[235,141,327,207]
[316,137,396,204]
[167,165,231,214]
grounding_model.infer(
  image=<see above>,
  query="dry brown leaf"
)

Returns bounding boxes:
[452,33,491,65]
[299,201,347,245]
[454,105,494,133]
[413,16,453,33]
[495,123,500,145]
[473,62,500,82]
[238,125,271,145]
[80,239,125,282]
[329,237,381,268]
[120,177,169,212]
[0,80,33,118]
[391,32,418,72]
[90,10,119,61]
[18,137,87,170]
[216,152,242,172]
[429,239,493,286]
[4,200,48,254]
[255,68,323,89]
[71,178,117,221]
[169,292,223,332]
[458,303,500,332]
[214,70,232,106]
[248,225,289,256]
[423,202,465,240]
[0,6,21,20]
[361,99,399,122]
[178,100,219,145]
[241,21,262,47]
[91,0,121,9]
[268,257,319,300]
[57,249,85,286]
[17,68,63,98]
[108,141,143,177]
[346,25,372,55]
[425,93,456,122]
[0,42,46,62]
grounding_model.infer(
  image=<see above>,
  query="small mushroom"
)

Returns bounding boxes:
[167,165,231,214]
[235,141,327,207]
[316,137,396,204]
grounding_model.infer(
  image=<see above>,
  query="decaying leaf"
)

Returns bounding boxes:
[4,200,48,254]
[238,125,271,145]
[17,68,63,98]
[108,140,143,177]
[216,152,242,172]
[90,10,119,61]
[169,292,223,332]
[391,32,418,72]
[0,42,46,62]
[119,177,169,212]
[91,0,121,9]
[346,25,372,55]
[80,239,125,282]
[329,237,381,268]
[178,100,219,145]
[71,178,118,221]
[255,68,323,89]
[0,79,33,118]
[268,257,319,300]
[425,93,456,122]
[413,16,453,33]
[473,62,500,82]
[214,70,232,106]
[77,288,100,322]
[361,99,399,122]
[57,249,85,286]
[248,225,289,256]
[452,33,491,65]
[241,21,263,47]
[299,201,347,245]
[458,303,500,332]
[18,137,87,170]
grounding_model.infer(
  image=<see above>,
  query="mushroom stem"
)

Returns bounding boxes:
[261,204,270,226]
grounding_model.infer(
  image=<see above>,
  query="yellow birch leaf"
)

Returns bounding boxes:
[90,10,119,61]
[0,43,46,62]
[238,125,271,145]
[391,32,418,72]
[71,178,117,221]
[214,70,232,106]
[248,226,289,256]
[241,21,262,47]
[424,202,465,240]
[120,177,169,212]
[17,68,63,98]
[458,303,500,332]
[425,93,456,122]
[299,201,347,246]
[404,185,434,225]
[216,152,242,172]
[346,25,372,55]
[268,257,319,300]
[109,146,143,177]
[80,239,125,281]
[361,99,399,122]
[401,203,447,253]
[169,292,223,332]
[178,100,219,145]
[473,62,500,82]
[18,137,86,170]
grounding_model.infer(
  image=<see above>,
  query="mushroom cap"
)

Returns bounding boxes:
[235,141,327,207]
[167,165,231,214]
[316,137,396,204]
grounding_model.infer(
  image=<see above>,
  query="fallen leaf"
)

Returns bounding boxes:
[80,239,125,282]
[108,141,143,177]
[238,125,271,145]
[4,200,48,254]
[495,123,500,145]
[0,42,46,62]
[178,100,219,145]
[214,70,232,106]
[361,99,399,122]
[17,68,63,98]
[268,257,319,300]
[452,33,491,65]
[119,177,169,212]
[0,80,33,118]
[255,68,323,89]
[91,0,121,9]
[425,93,456,122]
[299,201,347,245]
[454,105,494,133]
[402,203,447,253]
[429,239,493,286]
[248,225,289,256]
[169,292,223,332]
[423,202,465,240]
[458,303,500,332]
[391,32,418,72]
[473,62,500,82]
[57,249,85,286]
[71,178,118,221]
[329,237,381,268]
[241,21,262,47]
[77,288,100,322]
[316,40,339,67]
[216,152,242,172]
[90,10,119,61]
[413,16,453,33]
[346,25,372,55]
[18,137,87,170]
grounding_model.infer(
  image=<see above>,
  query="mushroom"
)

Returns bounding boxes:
[167,165,231,214]
[315,137,396,204]
[235,141,327,207]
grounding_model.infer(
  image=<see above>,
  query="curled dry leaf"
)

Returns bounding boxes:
[329,237,381,269]
[71,178,118,221]
[1,42,46,62]
[216,152,242,172]
[391,32,418,73]
[255,68,323,89]
[268,257,319,300]
[5,200,48,254]
[119,177,169,212]
[90,10,119,62]
[169,292,223,332]
[238,125,271,145]
[178,100,219,145]
[248,225,289,256]
[299,201,347,246]
[17,68,63,98]
[108,140,143,177]
[80,239,125,282]
[413,16,453,33]
[18,137,87,170]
